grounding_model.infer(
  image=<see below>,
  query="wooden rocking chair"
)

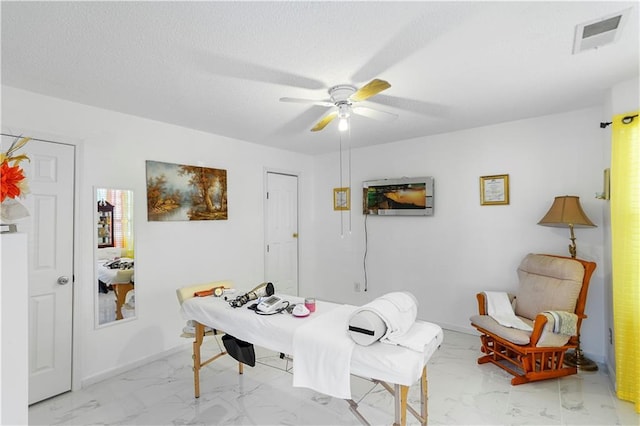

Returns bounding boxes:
[470,253,596,385]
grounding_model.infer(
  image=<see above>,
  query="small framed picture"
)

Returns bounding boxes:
[333,187,350,211]
[480,174,509,205]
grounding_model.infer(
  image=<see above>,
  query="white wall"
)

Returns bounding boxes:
[310,107,608,362]
[1,86,315,385]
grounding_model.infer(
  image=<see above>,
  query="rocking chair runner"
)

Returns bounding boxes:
[470,253,596,385]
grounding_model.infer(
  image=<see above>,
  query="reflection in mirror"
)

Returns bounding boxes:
[95,188,135,326]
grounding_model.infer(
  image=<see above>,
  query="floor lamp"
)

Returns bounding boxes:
[538,195,598,371]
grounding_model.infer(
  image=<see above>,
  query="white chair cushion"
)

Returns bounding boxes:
[470,314,571,347]
[470,314,532,345]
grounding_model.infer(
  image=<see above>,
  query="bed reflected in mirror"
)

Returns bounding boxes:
[95,188,135,326]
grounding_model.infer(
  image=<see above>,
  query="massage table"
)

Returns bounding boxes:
[180,292,443,426]
[97,261,135,319]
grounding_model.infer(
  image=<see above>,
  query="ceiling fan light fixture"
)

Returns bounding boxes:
[338,103,351,118]
[338,103,351,132]
[339,117,349,132]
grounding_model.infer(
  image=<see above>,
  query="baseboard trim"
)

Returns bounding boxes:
[81,342,191,388]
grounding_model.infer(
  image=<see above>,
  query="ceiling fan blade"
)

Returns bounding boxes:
[350,79,391,102]
[368,94,449,118]
[311,111,338,132]
[280,97,334,107]
[352,106,398,122]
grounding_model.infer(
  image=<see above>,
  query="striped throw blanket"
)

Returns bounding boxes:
[542,311,578,335]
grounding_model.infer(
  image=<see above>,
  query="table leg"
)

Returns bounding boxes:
[399,385,409,426]
[193,322,204,398]
[393,384,409,426]
[421,366,428,425]
[113,283,134,320]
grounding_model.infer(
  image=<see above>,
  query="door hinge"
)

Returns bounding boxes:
[266,244,270,253]
[266,192,269,199]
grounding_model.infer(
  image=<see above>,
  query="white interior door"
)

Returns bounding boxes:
[265,172,298,296]
[16,138,75,404]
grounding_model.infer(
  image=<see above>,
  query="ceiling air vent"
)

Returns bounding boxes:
[573,8,631,54]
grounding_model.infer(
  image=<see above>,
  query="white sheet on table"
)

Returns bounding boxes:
[292,305,356,399]
[180,295,445,390]
[97,262,118,285]
[181,293,304,354]
[350,321,443,386]
[97,261,134,285]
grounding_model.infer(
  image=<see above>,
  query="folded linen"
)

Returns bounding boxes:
[349,292,419,347]
[293,305,356,399]
[383,321,441,352]
[542,311,578,336]
[484,291,533,331]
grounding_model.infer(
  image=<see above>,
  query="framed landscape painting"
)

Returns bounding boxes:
[145,160,227,221]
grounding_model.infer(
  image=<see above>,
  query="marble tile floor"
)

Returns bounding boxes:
[29,330,639,425]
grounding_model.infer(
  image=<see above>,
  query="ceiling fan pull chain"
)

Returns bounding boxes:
[339,130,344,238]
[348,123,352,234]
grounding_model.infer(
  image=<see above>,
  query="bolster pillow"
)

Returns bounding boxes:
[348,291,418,346]
[348,310,388,346]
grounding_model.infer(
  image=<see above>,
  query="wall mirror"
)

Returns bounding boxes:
[95,188,135,326]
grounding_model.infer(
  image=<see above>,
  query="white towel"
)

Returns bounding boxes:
[484,291,532,331]
[293,305,356,399]
[350,292,418,345]
[384,321,441,352]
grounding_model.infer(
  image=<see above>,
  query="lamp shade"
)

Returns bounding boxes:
[538,196,596,228]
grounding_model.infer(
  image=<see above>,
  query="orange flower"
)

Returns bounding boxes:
[1,160,27,202]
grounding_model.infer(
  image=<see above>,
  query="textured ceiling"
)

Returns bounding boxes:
[2,1,638,155]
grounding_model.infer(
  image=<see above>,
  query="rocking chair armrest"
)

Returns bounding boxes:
[476,292,487,315]
[529,313,549,346]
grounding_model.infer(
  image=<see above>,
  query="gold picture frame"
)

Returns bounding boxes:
[480,174,510,205]
[333,187,350,211]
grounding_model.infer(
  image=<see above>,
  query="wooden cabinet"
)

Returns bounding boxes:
[97,200,114,248]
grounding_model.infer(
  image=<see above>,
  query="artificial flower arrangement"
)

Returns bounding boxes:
[0,136,31,221]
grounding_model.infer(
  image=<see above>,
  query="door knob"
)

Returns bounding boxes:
[57,276,70,285]
[292,233,298,238]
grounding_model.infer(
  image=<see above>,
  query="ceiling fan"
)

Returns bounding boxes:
[280,79,398,132]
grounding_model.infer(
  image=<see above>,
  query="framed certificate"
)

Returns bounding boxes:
[480,174,509,205]
[333,187,350,211]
